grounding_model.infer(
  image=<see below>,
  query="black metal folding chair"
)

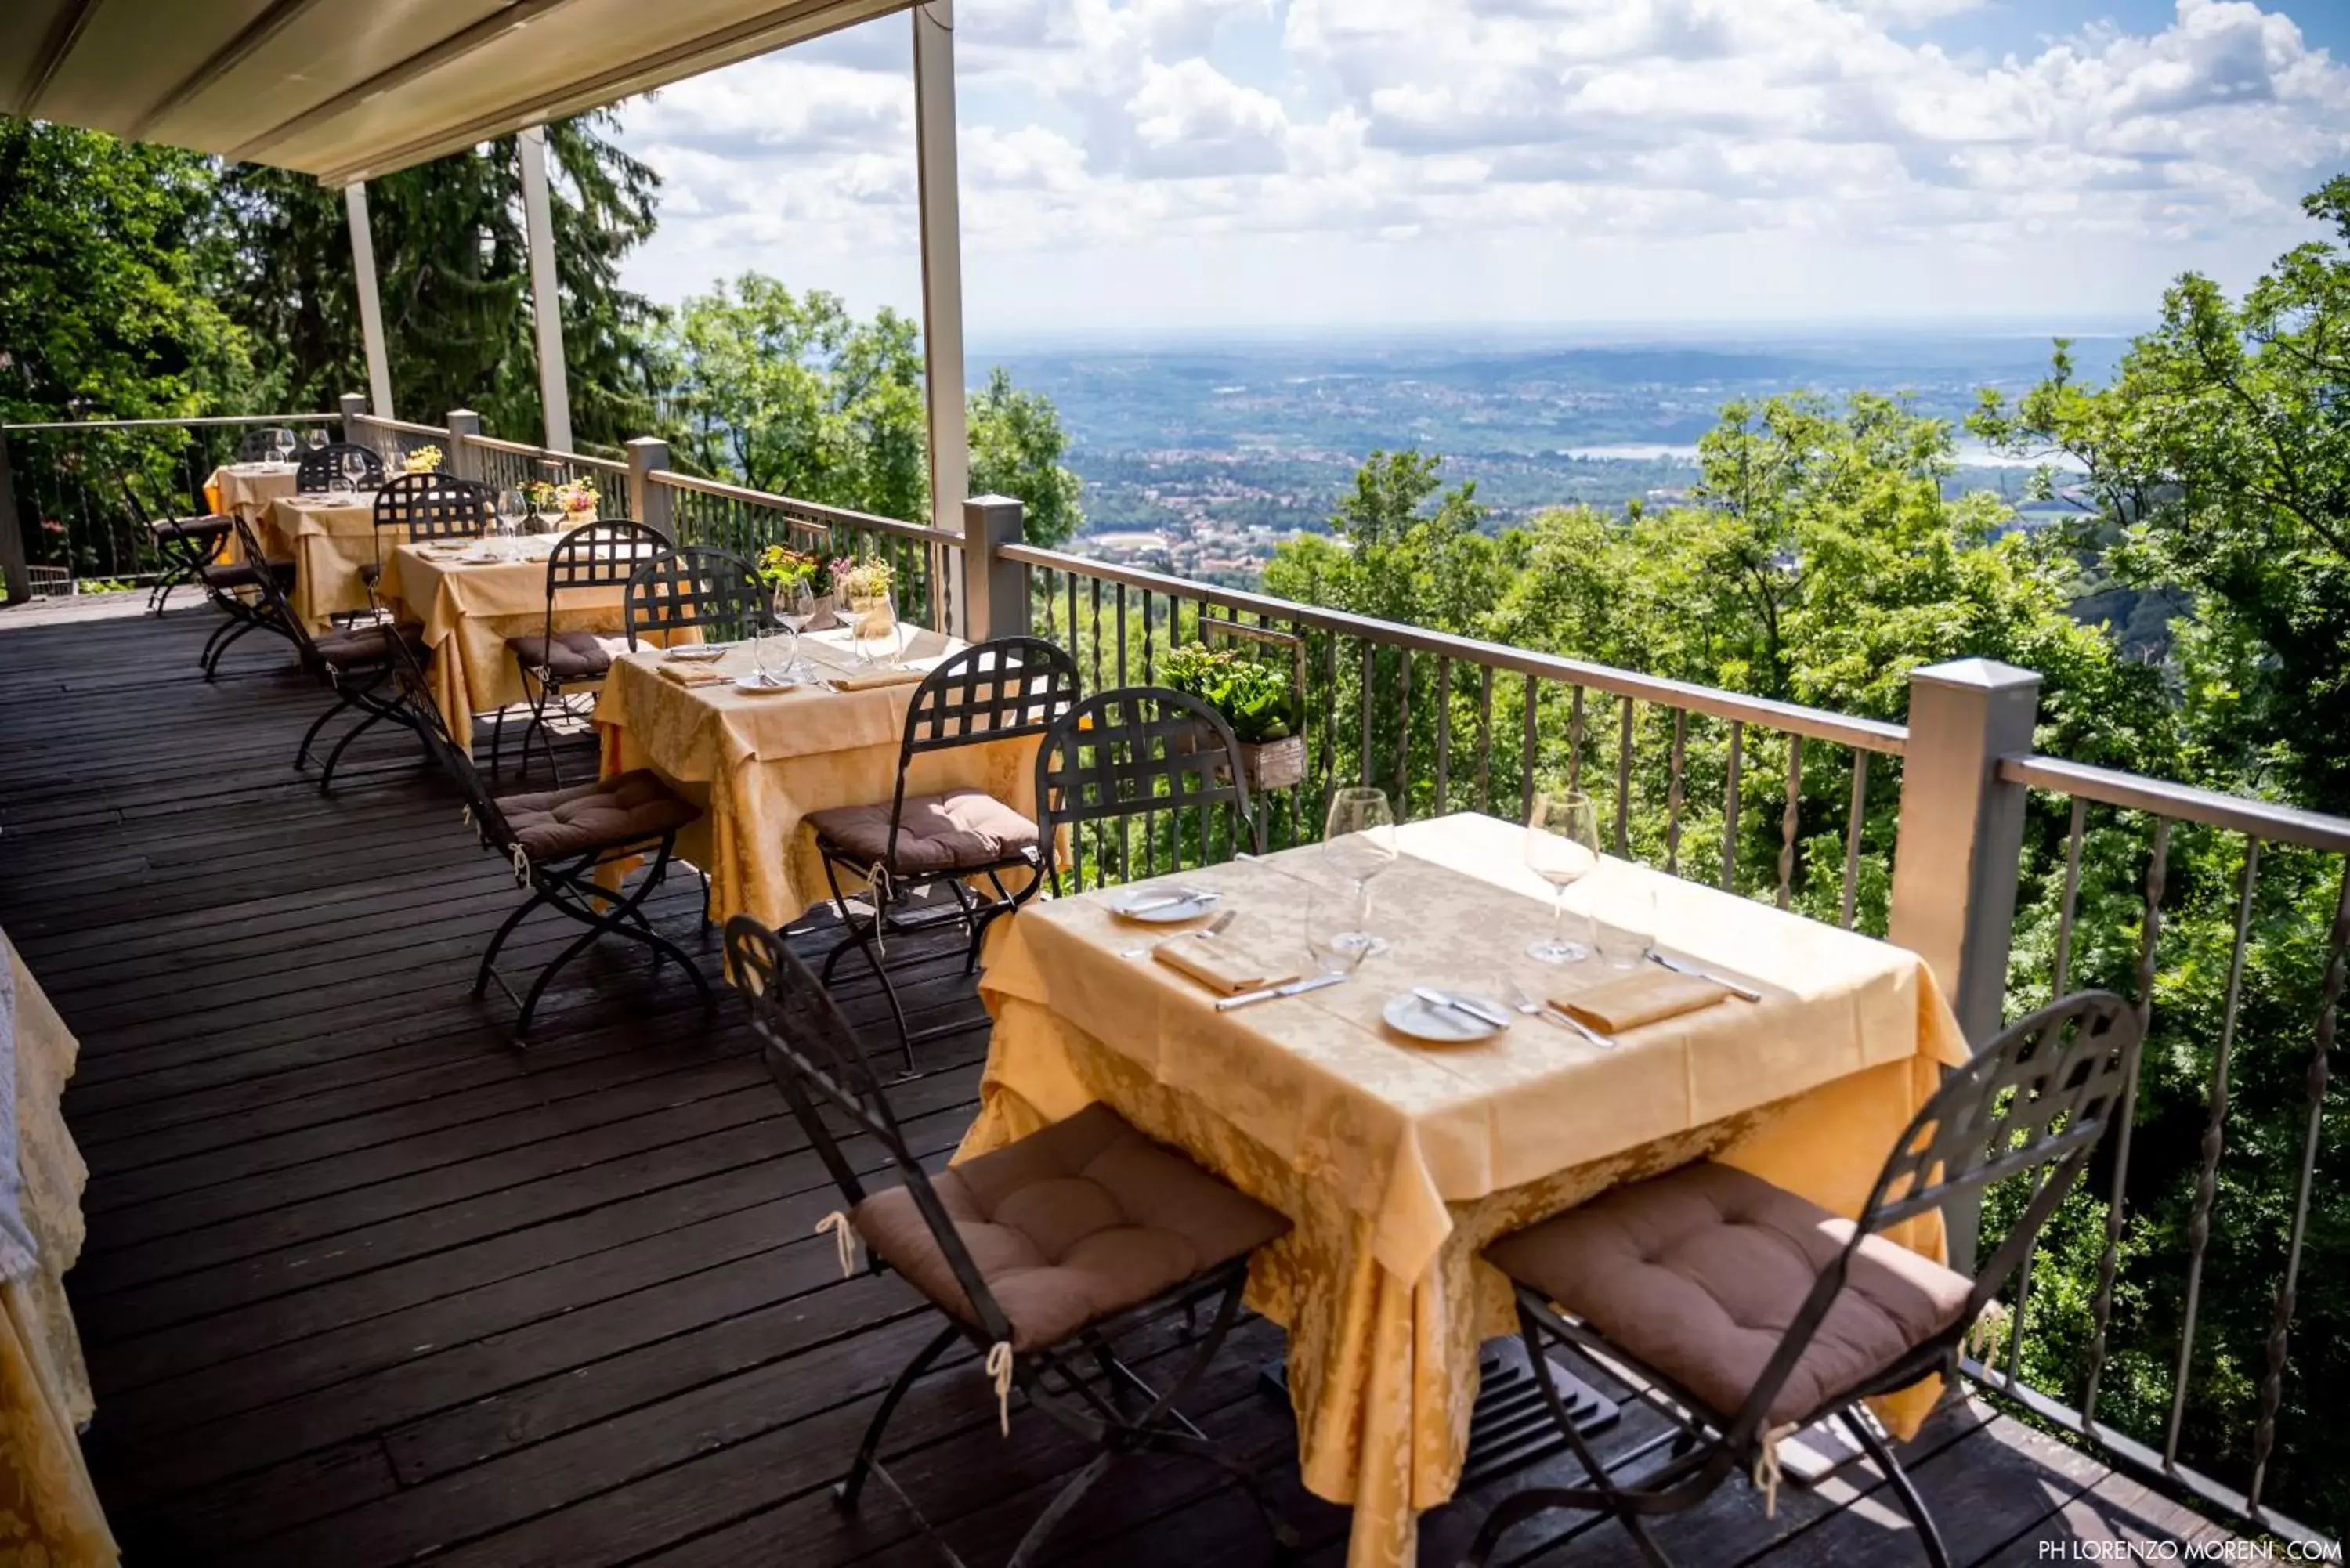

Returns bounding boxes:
[804,637,1081,1073]
[295,440,385,494]
[1036,685,1264,894]
[121,477,233,616]
[723,915,1298,1566]
[1465,989,2146,1568]
[226,513,428,793]
[179,513,298,678]
[493,518,674,785]
[362,472,490,612]
[622,544,765,649]
[385,633,715,1043]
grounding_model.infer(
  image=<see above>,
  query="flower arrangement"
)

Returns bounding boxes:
[756,544,819,591]
[1162,642,1295,743]
[830,555,895,602]
[403,445,443,475]
[526,479,599,518]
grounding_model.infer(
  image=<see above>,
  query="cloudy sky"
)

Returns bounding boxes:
[608,0,2350,339]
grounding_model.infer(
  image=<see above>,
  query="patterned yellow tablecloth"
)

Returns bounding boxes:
[264,495,381,630]
[595,630,1044,927]
[0,931,115,1567]
[203,462,295,524]
[964,811,1969,1568]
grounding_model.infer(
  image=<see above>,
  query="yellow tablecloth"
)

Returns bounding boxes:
[595,630,1043,928]
[386,541,635,755]
[203,462,296,524]
[964,811,1969,1568]
[0,934,115,1567]
[265,496,382,630]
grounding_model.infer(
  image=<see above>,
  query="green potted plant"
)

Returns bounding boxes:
[1161,641,1307,792]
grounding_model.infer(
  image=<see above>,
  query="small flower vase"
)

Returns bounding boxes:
[849,592,898,666]
[563,501,596,529]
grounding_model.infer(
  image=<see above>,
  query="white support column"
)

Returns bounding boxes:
[343,182,395,421]
[913,1,970,549]
[516,126,573,453]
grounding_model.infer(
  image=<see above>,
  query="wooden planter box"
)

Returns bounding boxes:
[1236,734,1307,793]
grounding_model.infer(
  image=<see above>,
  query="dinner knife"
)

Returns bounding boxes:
[1411,987,1512,1029]
[1650,952,1764,1003]
[1215,972,1347,1011]
[1118,890,1222,918]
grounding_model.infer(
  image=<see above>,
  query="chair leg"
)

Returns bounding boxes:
[1840,1408,1952,1568]
[1007,1449,1119,1568]
[818,855,917,1075]
[295,691,348,771]
[475,889,549,999]
[835,1324,960,1512]
[318,702,389,793]
[488,704,510,785]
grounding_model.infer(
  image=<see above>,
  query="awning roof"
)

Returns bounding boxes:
[4,0,913,185]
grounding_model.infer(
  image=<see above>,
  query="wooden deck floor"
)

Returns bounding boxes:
[0,598,2232,1566]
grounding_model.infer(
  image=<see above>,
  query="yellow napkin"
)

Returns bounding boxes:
[1153,938,1302,996]
[656,663,728,688]
[1556,970,1727,1032]
[830,665,928,693]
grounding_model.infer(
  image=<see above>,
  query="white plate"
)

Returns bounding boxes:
[1110,887,1221,923]
[734,671,804,692]
[664,645,726,663]
[1382,990,1509,1043]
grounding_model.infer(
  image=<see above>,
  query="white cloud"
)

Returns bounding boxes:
[612,0,2350,328]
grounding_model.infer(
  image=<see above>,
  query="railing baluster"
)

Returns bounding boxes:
[1322,630,1339,823]
[1115,583,1129,687]
[1087,578,1103,693]
[1567,686,1585,793]
[2165,836,2261,1470]
[1520,673,1539,818]
[1477,665,1495,815]
[1141,590,1155,683]
[2248,856,2350,1515]
[1359,641,1376,789]
[1840,750,1867,930]
[1394,650,1412,817]
[1613,697,1634,857]
[1777,732,1802,911]
[2052,796,2087,997]
[2084,816,2168,1425]
[1666,709,1687,876]
[1720,721,1744,893]
[1434,656,1452,816]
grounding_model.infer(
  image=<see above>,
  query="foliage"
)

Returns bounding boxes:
[1161,643,1296,743]
[969,366,1084,548]
[215,113,665,453]
[754,544,819,592]
[830,555,895,601]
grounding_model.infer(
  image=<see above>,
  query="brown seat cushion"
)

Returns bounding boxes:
[498,769,700,863]
[1484,1161,1972,1426]
[315,621,424,670]
[507,630,613,682]
[852,1102,1289,1351]
[201,558,294,591]
[807,789,1039,876]
[153,515,233,539]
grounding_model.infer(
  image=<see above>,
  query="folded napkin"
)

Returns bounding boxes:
[656,663,728,688]
[1153,938,1301,996]
[830,664,928,693]
[1556,970,1728,1032]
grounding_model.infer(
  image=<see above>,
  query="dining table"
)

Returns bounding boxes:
[262,493,386,630]
[203,461,298,526]
[593,628,1046,929]
[964,810,1970,1568]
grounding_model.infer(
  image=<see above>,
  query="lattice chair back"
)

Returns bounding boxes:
[1721,988,2142,1444]
[725,915,1019,1345]
[1035,685,1263,895]
[237,426,297,462]
[623,545,765,649]
[384,630,524,866]
[902,637,1082,758]
[374,472,491,541]
[545,518,673,594]
[295,441,385,493]
[226,513,324,664]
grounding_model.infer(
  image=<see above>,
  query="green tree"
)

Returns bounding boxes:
[968,366,1083,548]
[216,112,663,452]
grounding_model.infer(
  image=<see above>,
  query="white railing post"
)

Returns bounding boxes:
[962,494,1028,644]
[338,392,369,444]
[1887,656,2041,1272]
[627,436,673,540]
[444,410,482,482]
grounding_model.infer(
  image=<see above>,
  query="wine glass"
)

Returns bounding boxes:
[1304,885,1374,978]
[853,589,901,667]
[751,620,794,686]
[494,488,526,558]
[307,428,327,453]
[273,428,296,466]
[1321,786,1397,957]
[775,579,818,677]
[340,449,370,493]
[1524,791,1603,963]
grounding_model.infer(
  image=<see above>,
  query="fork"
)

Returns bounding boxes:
[1500,979,1613,1048]
[1124,909,1235,959]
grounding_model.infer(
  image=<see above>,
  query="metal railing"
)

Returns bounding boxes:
[461,431,628,497]
[649,468,960,634]
[0,411,342,598]
[346,412,449,469]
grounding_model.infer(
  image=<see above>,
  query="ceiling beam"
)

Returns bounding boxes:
[126,0,333,143]
[227,0,589,164]
[14,0,104,118]
[310,0,906,185]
